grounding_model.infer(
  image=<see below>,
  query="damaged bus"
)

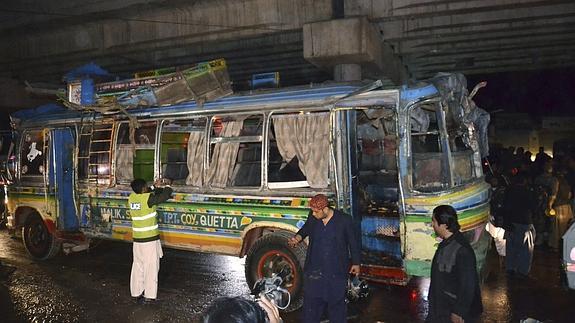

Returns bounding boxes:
[4,73,491,310]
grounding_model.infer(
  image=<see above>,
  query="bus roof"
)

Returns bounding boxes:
[10,78,445,129]
[12,84,369,127]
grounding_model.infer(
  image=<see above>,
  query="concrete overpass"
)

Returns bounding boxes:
[1,0,574,110]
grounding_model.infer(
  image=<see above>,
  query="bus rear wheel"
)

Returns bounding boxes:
[22,215,61,260]
[245,231,306,312]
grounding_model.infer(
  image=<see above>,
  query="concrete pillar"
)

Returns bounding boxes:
[303,16,408,85]
[334,63,361,81]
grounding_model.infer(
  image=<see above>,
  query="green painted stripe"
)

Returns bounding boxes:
[10,193,47,198]
[81,197,311,216]
[83,194,311,208]
[162,201,310,214]
[404,260,431,277]
[405,203,489,223]
[405,215,430,223]
[459,203,490,218]
[81,197,310,211]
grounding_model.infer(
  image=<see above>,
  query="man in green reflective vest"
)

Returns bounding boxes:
[128,178,172,304]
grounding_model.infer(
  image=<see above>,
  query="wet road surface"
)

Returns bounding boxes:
[1,229,575,322]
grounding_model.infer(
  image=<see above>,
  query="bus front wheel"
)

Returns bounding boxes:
[245,231,306,312]
[22,215,61,260]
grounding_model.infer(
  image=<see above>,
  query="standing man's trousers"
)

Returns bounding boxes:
[131,239,163,299]
[302,274,347,323]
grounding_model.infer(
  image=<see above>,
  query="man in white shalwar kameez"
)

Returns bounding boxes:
[128,178,172,304]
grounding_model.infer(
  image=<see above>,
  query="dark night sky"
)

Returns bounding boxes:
[467,67,575,116]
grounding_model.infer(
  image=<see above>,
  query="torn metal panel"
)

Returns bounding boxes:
[430,73,490,158]
[409,106,430,133]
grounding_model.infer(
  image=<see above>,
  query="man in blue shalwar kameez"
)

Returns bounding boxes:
[288,194,360,323]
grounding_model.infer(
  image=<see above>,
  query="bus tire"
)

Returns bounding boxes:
[22,215,61,260]
[245,231,306,312]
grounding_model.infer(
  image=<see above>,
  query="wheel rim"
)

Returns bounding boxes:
[26,219,49,255]
[256,250,300,294]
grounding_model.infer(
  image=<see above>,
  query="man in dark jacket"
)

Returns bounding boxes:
[503,174,536,277]
[288,194,360,323]
[427,205,483,323]
[534,162,559,247]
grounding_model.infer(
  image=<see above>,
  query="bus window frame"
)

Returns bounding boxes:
[408,100,482,194]
[5,132,18,182]
[113,120,158,185]
[18,128,47,185]
[266,109,334,191]
[448,130,479,186]
[408,102,452,193]
[158,117,209,187]
[207,113,265,190]
[89,107,338,194]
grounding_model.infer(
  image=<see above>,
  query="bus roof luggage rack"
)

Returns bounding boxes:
[154,58,232,107]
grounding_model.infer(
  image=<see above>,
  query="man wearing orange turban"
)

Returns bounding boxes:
[288,194,360,323]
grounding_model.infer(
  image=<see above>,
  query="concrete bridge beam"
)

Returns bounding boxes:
[303,16,407,84]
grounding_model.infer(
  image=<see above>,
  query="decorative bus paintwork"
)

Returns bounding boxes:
[5,78,491,311]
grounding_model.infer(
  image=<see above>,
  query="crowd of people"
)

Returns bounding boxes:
[486,145,575,278]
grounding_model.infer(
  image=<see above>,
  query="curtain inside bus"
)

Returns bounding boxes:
[206,117,245,188]
[272,112,330,188]
[185,131,205,187]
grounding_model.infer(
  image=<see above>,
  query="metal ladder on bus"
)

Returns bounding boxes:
[80,122,114,186]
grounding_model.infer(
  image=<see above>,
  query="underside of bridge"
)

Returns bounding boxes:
[1,0,574,111]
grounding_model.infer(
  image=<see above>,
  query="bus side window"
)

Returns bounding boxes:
[19,129,45,184]
[268,112,330,189]
[160,118,207,186]
[207,114,263,188]
[5,133,17,182]
[449,133,475,185]
[115,121,157,183]
[410,107,448,191]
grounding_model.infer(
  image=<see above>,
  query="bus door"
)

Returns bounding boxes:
[347,110,361,231]
[49,128,79,231]
[352,106,404,283]
[334,110,356,215]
